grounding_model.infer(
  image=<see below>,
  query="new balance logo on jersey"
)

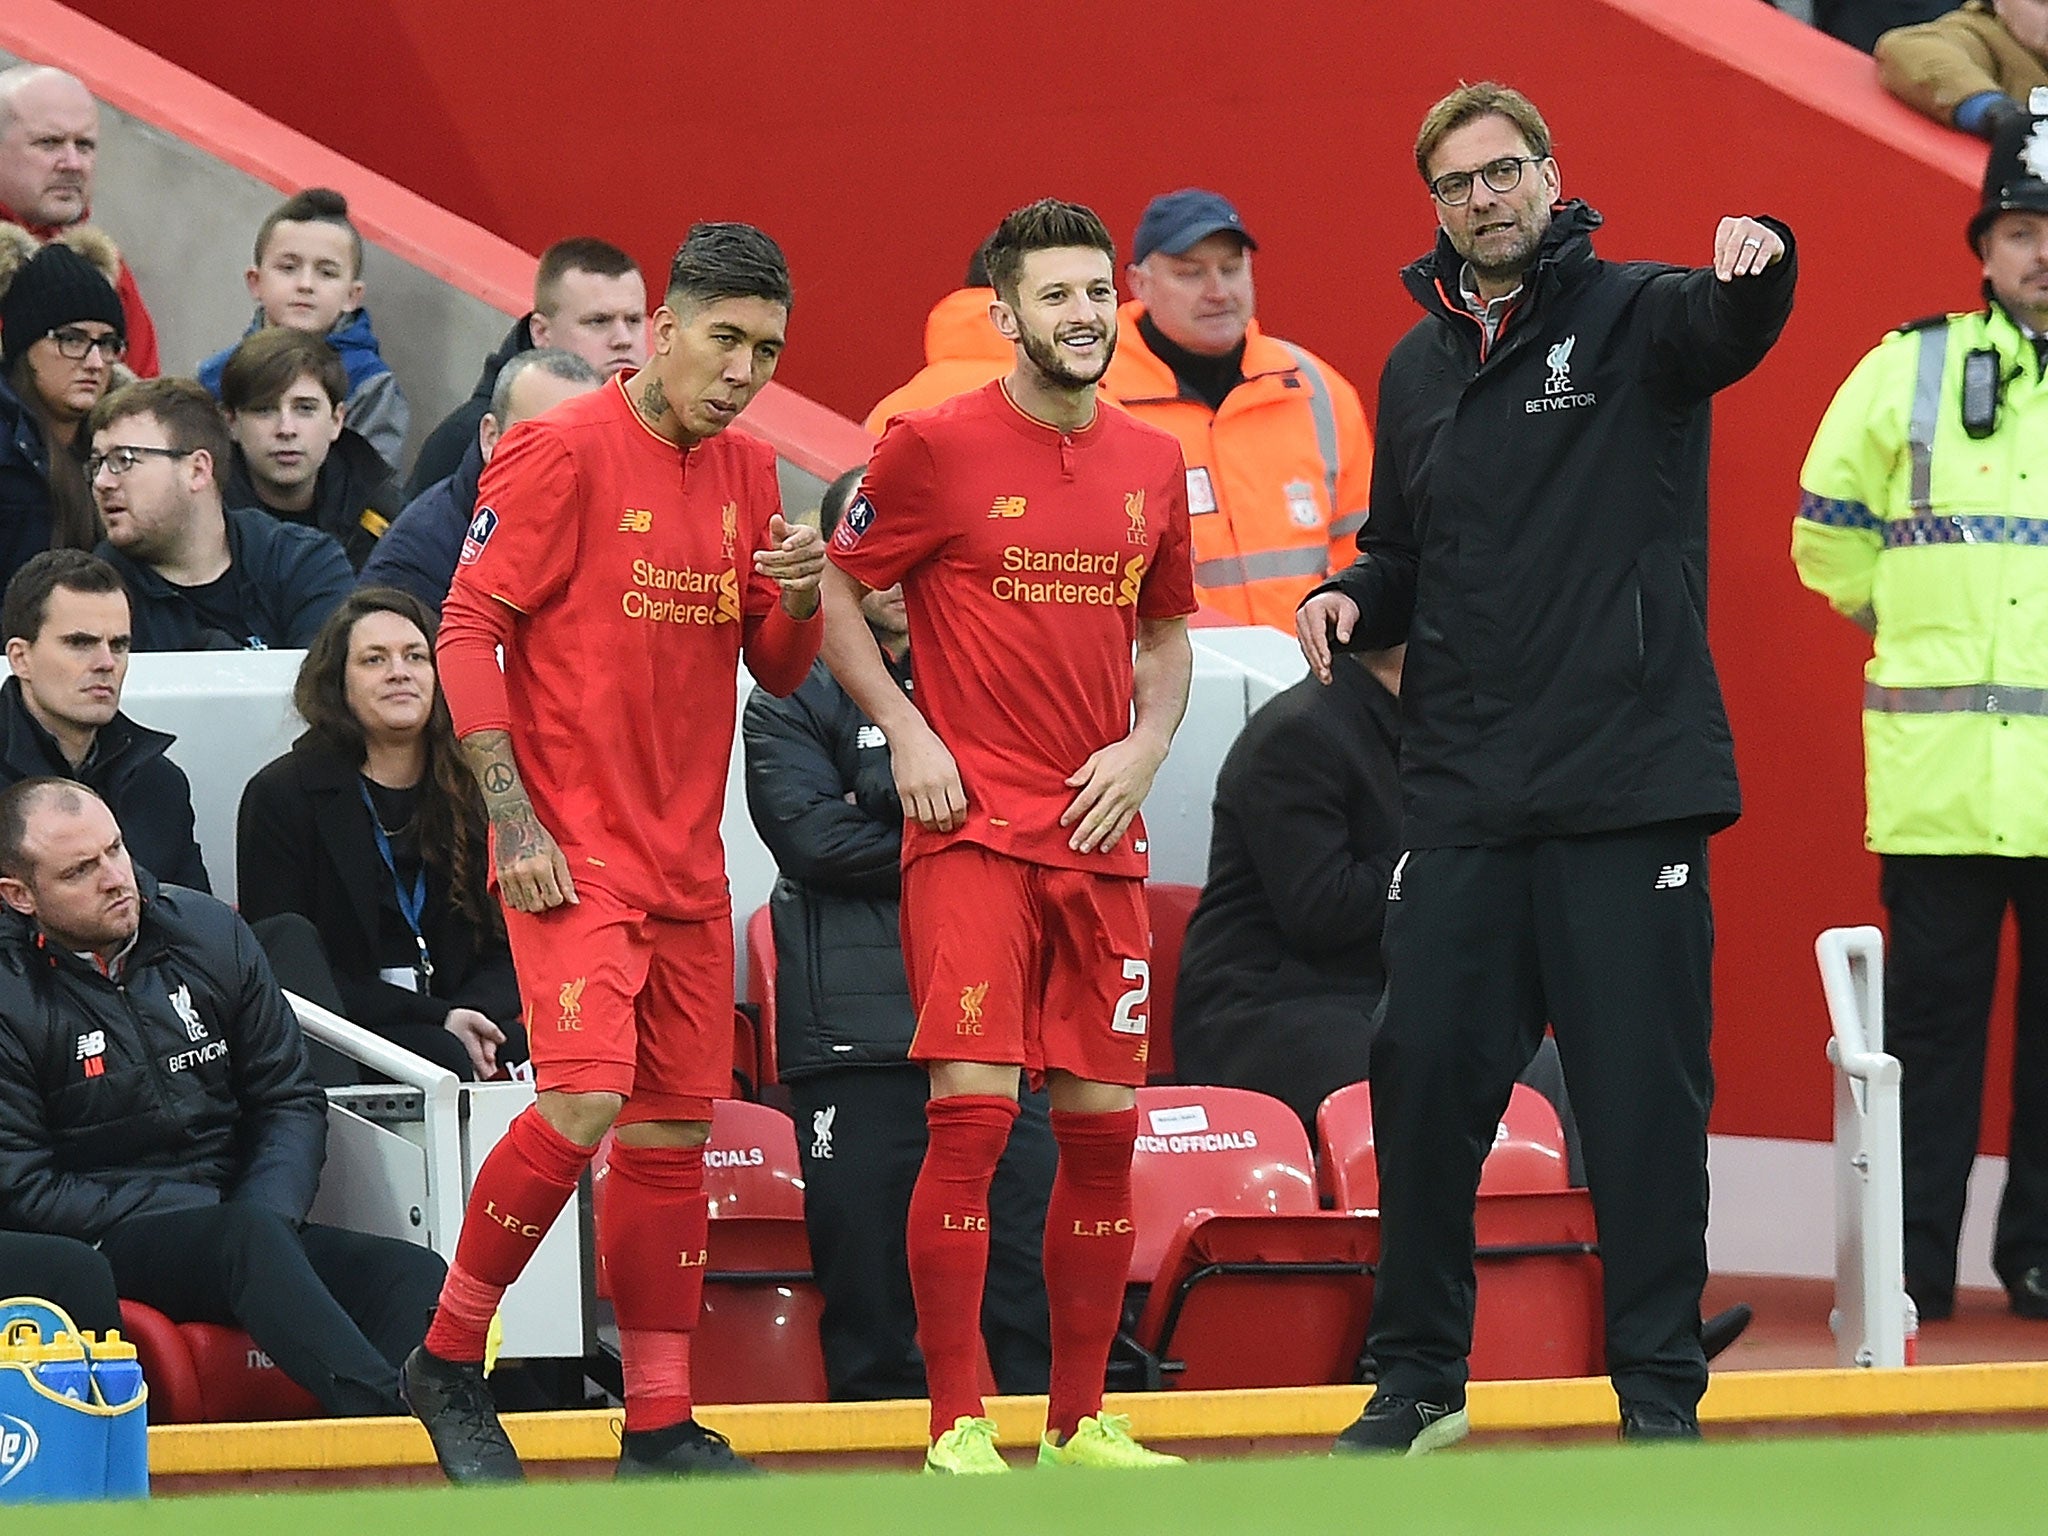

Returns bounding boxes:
[75,1029,106,1077]
[1654,863,1691,890]
[618,509,654,533]
[988,495,1028,519]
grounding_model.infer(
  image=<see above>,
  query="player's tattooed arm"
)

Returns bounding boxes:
[460,729,579,912]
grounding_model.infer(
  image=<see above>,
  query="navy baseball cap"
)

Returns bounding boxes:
[1132,189,1258,264]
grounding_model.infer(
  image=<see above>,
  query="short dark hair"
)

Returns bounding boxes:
[218,328,348,414]
[964,230,998,289]
[0,777,95,882]
[816,465,867,540]
[88,378,233,488]
[254,186,365,278]
[488,347,601,422]
[534,237,639,315]
[982,200,1116,307]
[665,222,793,314]
[2,550,127,646]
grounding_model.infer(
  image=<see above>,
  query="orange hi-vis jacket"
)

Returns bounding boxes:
[1102,305,1373,630]
[864,287,1012,434]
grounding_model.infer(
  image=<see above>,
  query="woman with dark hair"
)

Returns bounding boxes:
[0,226,125,592]
[237,587,528,1080]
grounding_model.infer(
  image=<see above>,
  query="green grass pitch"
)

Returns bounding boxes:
[6,1432,2038,1535]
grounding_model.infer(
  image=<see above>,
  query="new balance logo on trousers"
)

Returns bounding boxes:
[1654,863,1690,890]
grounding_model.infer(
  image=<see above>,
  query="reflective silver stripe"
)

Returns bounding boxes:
[1882,512,2048,548]
[1195,546,1335,586]
[1906,323,1947,515]
[1280,342,1341,516]
[1864,682,2048,716]
[1330,510,1369,539]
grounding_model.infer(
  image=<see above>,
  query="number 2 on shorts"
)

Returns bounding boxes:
[1110,958,1150,1035]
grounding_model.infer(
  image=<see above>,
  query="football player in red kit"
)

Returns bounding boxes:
[821,199,1196,1473]
[404,222,824,1483]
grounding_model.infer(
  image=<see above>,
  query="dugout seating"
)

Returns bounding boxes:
[119,1301,322,1424]
[1315,1084,1603,1380]
[1143,883,1201,1084]
[742,904,780,1091]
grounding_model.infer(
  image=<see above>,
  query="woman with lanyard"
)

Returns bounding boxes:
[238,588,527,1081]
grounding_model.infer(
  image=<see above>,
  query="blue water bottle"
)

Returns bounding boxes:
[85,1335,147,1500]
[34,1336,91,1403]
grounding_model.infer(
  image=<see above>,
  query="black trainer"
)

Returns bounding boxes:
[403,1346,524,1485]
[2008,1266,2048,1320]
[1618,1404,1701,1443]
[1330,1391,1469,1456]
[617,1419,762,1478]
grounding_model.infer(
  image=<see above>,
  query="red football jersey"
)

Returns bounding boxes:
[829,380,1195,876]
[440,375,809,918]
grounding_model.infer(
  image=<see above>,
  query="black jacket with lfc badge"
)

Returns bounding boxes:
[1317,201,1796,847]
[0,877,326,1243]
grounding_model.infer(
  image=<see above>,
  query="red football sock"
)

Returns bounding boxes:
[1042,1106,1138,1441]
[602,1140,708,1432]
[908,1094,1017,1441]
[425,1106,591,1361]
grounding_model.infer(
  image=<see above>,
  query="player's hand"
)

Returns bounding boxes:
[493,804,579,913]
[443,1008,506,1078]
[889,716,968,833]
[1062,735,1168,854]
[756,514,825,620]
[1296,592,1358,684]
[1712,217,1785,281]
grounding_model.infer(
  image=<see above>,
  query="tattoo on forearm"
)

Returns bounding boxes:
[494,805,550,866]
[481,763,515,795]
[637,375,670,427]
[462,731,532,816]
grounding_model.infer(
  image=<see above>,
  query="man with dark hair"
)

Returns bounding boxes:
[408,238,647,495]
[0,777,446,1415]
[360,349,602,614]
[744,466,1057,1403]
[0,548,207,888]
[0,64,159,376]
[405,220,823,1483]
[820,198,1195,1474]
[1298,80,1794,1453]
[217,329,403,570]
[88,378,354,651]
[199,187,408,472]
[864,234,1008,432]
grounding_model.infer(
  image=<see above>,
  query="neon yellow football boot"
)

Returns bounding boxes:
[1037,1412,1183,1469]
[925,1415,1009,1474]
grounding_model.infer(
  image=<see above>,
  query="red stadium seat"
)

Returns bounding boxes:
[743,904,779,1088]
[1122,1210,1379,1391]
[119,1301,322,1423]
[1143,883,1201,1084]
[1128,1085,1318,1286]
[1316,1081,1570,1207]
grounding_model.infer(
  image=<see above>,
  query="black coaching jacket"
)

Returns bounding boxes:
[0,877,326,1243]
[1317,200,1796,847]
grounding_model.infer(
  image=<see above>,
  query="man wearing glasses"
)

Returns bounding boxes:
[85,378,353,651]
[1297,82,1795,1451]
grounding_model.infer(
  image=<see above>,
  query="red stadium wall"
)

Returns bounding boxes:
[59,0,2001,1146]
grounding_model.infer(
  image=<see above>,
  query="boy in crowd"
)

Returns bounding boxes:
[200,188,408,473]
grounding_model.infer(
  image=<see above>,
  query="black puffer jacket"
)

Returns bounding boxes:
[1318,201,1796,846]
[741,652,916,1078]
[0,878,326,1243]
[222,428,405,572]
[407,314,534,498]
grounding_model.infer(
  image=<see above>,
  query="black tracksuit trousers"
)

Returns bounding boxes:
[1365,821,1716,1416]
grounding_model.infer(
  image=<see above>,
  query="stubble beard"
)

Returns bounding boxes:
[1019,321,1117,394]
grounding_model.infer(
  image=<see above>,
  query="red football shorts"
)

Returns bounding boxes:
[503,881,732,1123]
[901,843,1154,1088]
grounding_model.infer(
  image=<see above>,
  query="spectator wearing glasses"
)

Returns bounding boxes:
[0,224,125,592]
[87,378,354,651]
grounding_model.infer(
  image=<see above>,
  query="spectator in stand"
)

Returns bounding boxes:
[863,236,1008,433]
[88,378,352,651]
[1877,1,2048,136]
[217,329,402,571]
[198,189,408,474]
[237,589,528,1083]
[0,1231,120,1333]
[742,467,1055,1401]
[0,225,124,592]
[1102,190,1373,631]
[0,777,447,1415]
[1,550,208,889]
[1815,0,1950,50]
[359,350,601,614]
[0,65,158,377]
[1173,644,1580,1171]
[408,238,646,495]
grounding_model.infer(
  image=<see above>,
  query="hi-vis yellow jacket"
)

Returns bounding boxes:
[1795,303,2048,856]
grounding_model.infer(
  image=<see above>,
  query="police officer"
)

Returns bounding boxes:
[1795,106,2048,1325]
[1298,81,1795,1451]
[1103,190,1374,631]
